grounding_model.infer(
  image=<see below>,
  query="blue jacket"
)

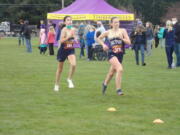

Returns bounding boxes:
[164,29,175,47]
[40,24,46,29]
[56,28,61,41]
[86,31,95,46]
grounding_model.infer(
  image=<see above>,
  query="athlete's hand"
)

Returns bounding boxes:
[102,45,109,51]
[122,38,126,42]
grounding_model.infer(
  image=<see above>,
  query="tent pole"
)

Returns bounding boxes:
[62,0,64,8]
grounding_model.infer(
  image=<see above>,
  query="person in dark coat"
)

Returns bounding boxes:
[133,25,147,66]
[164,20,175,69]
[23,20,32,53]
[18,19,25,46]
[172,18,180,67]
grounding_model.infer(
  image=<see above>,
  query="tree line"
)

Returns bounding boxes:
[0,0,179,24]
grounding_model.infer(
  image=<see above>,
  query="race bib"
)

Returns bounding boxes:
[112,45,123,53]
[64,41,74,49]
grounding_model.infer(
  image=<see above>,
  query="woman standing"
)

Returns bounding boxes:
[133,25,146,66]
[158,23,165,48]
[78,22,85,59]
[47,26,55,55]
[86,26,95,61]
[54,16,77,91]
[145,22,154,56]
[164,20,175,69]
[23,20,32,53]
[154,25,160,48]
[97,17,131,95]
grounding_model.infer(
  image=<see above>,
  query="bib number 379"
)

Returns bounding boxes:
[112,45,123,53]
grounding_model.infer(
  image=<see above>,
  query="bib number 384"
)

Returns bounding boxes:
[64,42,73,49]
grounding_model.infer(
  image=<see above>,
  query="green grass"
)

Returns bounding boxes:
[0,37,180,135]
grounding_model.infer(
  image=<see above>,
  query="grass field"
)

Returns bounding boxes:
[0,37,180,135]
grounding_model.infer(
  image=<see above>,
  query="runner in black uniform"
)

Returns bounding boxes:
[54,16,77,91]
[57,37,75,62]
[108,37,125,63]
[97,17,131,95]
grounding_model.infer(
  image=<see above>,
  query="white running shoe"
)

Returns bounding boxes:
[67,79,74,88]
[54,85,59,92]
[171,62,176,68]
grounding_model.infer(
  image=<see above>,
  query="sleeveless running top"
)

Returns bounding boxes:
[108,37,125,54]
[61,37,74,50]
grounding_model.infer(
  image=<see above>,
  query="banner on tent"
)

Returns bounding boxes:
[47,13,134,21]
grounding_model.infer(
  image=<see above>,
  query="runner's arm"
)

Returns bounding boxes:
[97,31,109,51]
[122,29,131,45]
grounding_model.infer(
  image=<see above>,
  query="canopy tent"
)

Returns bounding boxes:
[47,0,135,47]
[47,0,134,21]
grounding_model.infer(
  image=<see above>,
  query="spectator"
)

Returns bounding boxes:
[158,23,165,48]
[172,18,180,67]
[86,26,95,61]
[154,25,160,48]
[84,24,91,58]
[133,25,147,66]
[94,21,106,45]
[56,22,64,47]
[78,22,86,58]
[145,22,154,56]
[23,20,32,53]
[18,19,25,46]
[38,29,47,54]
[164,20,175,69]
[48,20,56,29]
[47,26,56,55]
[40,20,46,29]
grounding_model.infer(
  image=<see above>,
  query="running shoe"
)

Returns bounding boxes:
[102,83,107,95]
[54,85,59,92]
[67,79,74,88]
[117,89,124,96]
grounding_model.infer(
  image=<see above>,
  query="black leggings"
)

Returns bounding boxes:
[88,46,93,60]
[155,36,159,48]
[49,43,54,55]
[165,46,174,68]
